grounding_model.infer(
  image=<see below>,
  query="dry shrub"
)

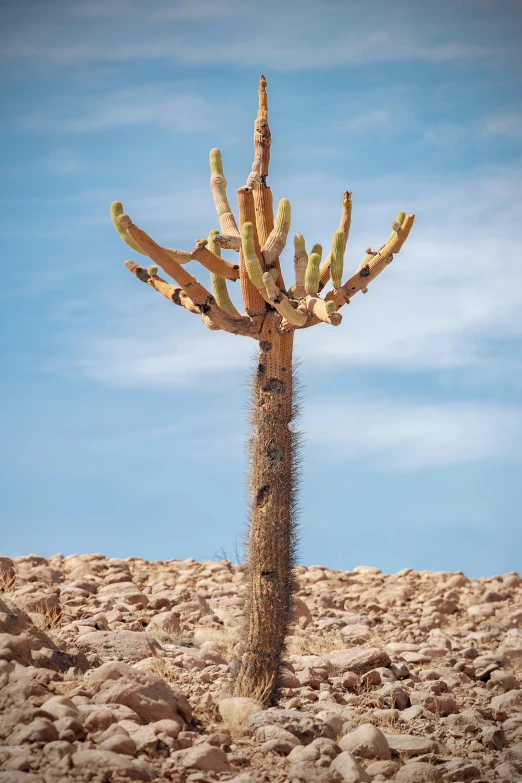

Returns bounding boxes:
[0,571,16,594]
[31,606,62,632]
[193,625,241,659]
[218,694,263,738]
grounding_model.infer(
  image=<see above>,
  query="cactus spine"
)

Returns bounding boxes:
[111,75,414,706]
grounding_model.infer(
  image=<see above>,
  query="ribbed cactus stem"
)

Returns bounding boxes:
[242,222,265,290]
[208,230,240,317]
[293,233,308,300]
[310,244,322,261]
[386,210,407,243]
[330,230,345,289]
[262,198,291,266]
[305,251,321,295]
[111,201,146,255]
[210,149,240,238]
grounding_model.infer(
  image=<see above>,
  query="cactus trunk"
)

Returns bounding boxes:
[232,313,298,704]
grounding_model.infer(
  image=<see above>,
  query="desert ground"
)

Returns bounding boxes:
[0,553,521,782]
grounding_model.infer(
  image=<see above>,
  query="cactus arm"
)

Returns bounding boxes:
[262,272,307,328]
[305,250,321,295]
[385,210,407,245]
[191,242,240,281]
[118,213,215,308]
[210,149,240,242]
[124,259,261,337]
[242,222,265,290]
[261,198,291,270]
[207,230,241,317]
[329,230,345,289]
[237,188,267,315]
[111,201,191,264]
[292,234,308,300]
[212,233,242,252]
[318,191,352,290]
[305,295,342,326]
[250,74,271,182]
[326,213,415,309]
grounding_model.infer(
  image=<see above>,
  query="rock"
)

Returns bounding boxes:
[85,660,191,724]
[400,704,424,721]
[325,648,391,675]
[365,759,399,777]
[293,597,313,627]
[10,717,58,744]
[40,695,79,720]
[395,761,442,782]
[182,743,231,772]
[384,732,438,757]
[77,631,161,663]
[490,688,522,719]
[98,732,137,755]
[340,625,371,643]
[0,774,41,782]
[248,709,335,743]
[146,611,181,640]
[71,749,156,780]
[436,756,482,781]
[55,715,86,741]
[338,723,390,759]
[330,751,371,782]
[409,691,459,716]
[253,725,301,746]
[287,760,337,782]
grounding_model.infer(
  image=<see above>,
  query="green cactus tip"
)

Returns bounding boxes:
[208,229,222,257]
[330,230,345,289]
[148,265,158,277]
[294,233,306,250]
[325,300,336,315]
[275,198,291,230]
[305,251,321,295]
[209,148,224,176]
[310,243,322,262]
[110,201,145,256]
[242,222,264,289]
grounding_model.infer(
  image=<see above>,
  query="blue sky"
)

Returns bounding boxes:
[1,0,521,577]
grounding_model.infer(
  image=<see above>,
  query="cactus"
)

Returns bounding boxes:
[208,230,240,317]
[330,230,345,289]
[112,75,415,706]
[305,251,321,295]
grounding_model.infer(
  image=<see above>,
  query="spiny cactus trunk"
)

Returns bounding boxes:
[233,313,298,703]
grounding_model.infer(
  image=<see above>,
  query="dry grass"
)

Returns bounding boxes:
[218,693,263,738]
[0,571,16,594]
[31,606,63,632]
[286,631,344,657]
[193,626,241,659]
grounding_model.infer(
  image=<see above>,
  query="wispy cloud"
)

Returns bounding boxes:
[305,396,522,470]
[338,110,394,133]
[19,86,228,134]
[481,110,522,142]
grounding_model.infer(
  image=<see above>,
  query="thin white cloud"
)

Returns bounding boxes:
[481,111,522,142]
[338,110,394,133]
[19,87,229,134]
[305,397,522,471]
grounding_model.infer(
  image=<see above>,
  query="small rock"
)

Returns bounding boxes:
[384,732,438,757]
[339,723,390,760]
[395,760,442,782]
[330,751,371,782]
[182,743,231,772]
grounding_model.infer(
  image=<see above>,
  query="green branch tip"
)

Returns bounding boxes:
[209,148,224,176]
[267,267,279,282]
[330,230,345,289]
[310,243,322,262]
[241,222,264,289]
[397,211,406,226]
[325,300,336,315]
[305,251,321,294]
[294,234,306,250]
[110,201,145,256]
[148,266,158,276]
[275,198,291,229]
[208,229,221,257]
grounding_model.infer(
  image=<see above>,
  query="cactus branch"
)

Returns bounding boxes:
[262,272,308,328]
[326,213,415,309]
[191,242,240,281]
[305,251,321,295]
[238,188,267,315]
[319,191,352,290]
[111,201,191,264]
[292,234,308,300]
[251,74,271,181]
[208,230,241,317]
[118,214,214,308]
[330,230,345,289]
[212,233,242,252]
[305,295,342,326]
[210,149,240,239]
[262,198,291,269]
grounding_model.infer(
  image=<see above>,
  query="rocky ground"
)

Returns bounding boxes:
[0,554,521,783]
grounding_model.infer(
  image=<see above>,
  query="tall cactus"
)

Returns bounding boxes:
[110,75,415,705]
